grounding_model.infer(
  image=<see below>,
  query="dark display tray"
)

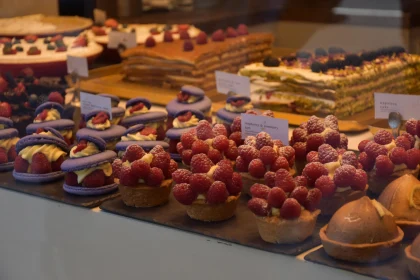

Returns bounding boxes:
[304,244,415,280]
[0,171,119,208]
[100,194,326,256]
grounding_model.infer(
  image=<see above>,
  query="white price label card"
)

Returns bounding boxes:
[241,114,289,144]
[93,9,107,25]
[375,93,420,120]
[67,55,88,77]
[80,92,112,119]
[108,31,137,49]
[215,71,250,96]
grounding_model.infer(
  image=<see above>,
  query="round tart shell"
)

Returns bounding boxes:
[118,179,172,208]
[367,167,419,195]
[255,209,320,244]
[319,186,367,216]
[405,245,420,278]
[185,194,239,222]
[240,169,296,196]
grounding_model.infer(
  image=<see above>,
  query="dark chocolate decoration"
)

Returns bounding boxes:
[163,24,172,31]
[344,54,363,67]
[15,46,23,52]
[43,38,50,44]
[282,55,296,62]
[310,61,328,73]
[326,59,345,70]
[315,48,328,57]
[360,51,378,62]
[296,51,312,59]
[262,56,280,67]
[328,47,345,55]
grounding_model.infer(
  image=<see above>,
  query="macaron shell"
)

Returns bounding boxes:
[61,150,117,172]
[166,127,194,140]
[75,134,107,151]
[126,97,152,109]
[124,124,145,136]
[181,85,205,96]
[0,128,19,140]
[35,102,64,116]
[0,117,13,128]
[26,119,75,135]
[226,95,251,103]
[0,162,14,171]
[63,182,118,196]
[115,141,169,152]
[121,111,167,128]
[76,125,126,142]
[13,170,64,183]
[112,107,125,118]
[166,96,212,117]
[216,108,240,123]
[16,134,69,154]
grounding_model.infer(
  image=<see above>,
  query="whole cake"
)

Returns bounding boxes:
[239,47,420,117]
[121,25,273,90]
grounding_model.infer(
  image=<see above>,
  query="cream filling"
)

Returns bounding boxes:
[19,144,66,163]
[87,119,111,130]
[60,129,73,140]
[121,132,156,141]
[324,160,341,178]
[105,140,118,150]
[70,142,100,158]
[185,95,199,104]
[124,106,149,117]
[0,124,5,129]
[173,115,199,128]
[225,102,253,113]
[0,137,19,152]
[384,140,396,152]
[414,135,420,149]
[118,151,125,158]
[110,117,121,125]
[74,162,112,184]
[33,109,61,123]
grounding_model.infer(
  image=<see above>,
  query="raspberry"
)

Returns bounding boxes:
[181,149,193,165]
[375,155,394,177]
[183,40,194,51]
[248,198,270,216]
[294,175,308,187]
[0,102,12,118]
[315,175,336,197]
[0,148,7,164]
[324,115,339,130]
[259,146,277,165]
[402,132,416,148]
[364,142,388,159]
[278,146,295,161]
[292,142,306,161]
[196,31,208,44]
[341,151,358,167]
[207,181,229,204]
[304,188,322,211]
[207,149,223,164]
[212,135,229,151]
[288,155,295,168]
[172,169,192,184]
[267,187,287,208]
[333,164,356,188]
[351,169,367,191]
[227,172,242,195]
[255,132,273,150]
[82,170,105,188]
[131,159,151,180]
[280,198,301,219]
[307,116,325,134]
[264,171,276,187]
[338,134,348,149]
[180,30,191,40]
[300,122,308,130]
[395,136,411,150]
[248,159,266,178]
[196,120,214,140]
[190,153,213,173]
[306,151,319,163]
[238,145,259,163]
[146,167,164,187]
[211,29,225,42]
[47,91,64,105]
[51,156,64,172]
[92,112,109,125]
[237,24,249,35]
[358,151,375,171]
[65,172,79,186]
[302,162,328,186]
[245,109,259,115]
[290,186,309,205]
[244,136,256,147]
[250,183,271,199]
[176,142,184,155]
[163,31,174,42]
[173,183,197,205]
[119,166,137,186]
[150,151,170,171]
[406,118,418,136]
[14,156,29,173]
[235,156,248,172]
[275,169,295,193]
[105,174,115,185]
[261,110,274,117]
[189,173,212,193]
[292,128,307,143]
[389,147,407,165]
[148,145,164,155]
[270,156,289,172]
[229,131,243,146]
[217,159,231,167]
[181,131,196,149]
[374,130,393,145]
[273,140,284,148]
[306,133,325,151]
[145,36,156,47]
[166,159,178,179]
[230,117,242,132]
[191,139,210,155]
[415,121,420,137]
[212,124,228,136]
[324,130,340,148]
[212,164,234,184]
[224,141,239,160]
[125,145,146,162]
[358,139,371,152]
[318,144,338,164]
[406,148,420,169]
[31,152,52,174]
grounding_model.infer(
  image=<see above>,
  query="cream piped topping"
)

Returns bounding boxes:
[87,119,111,130]
[124,106,149,117]
[173,115,199,128]
[34,109,61,123]
[121,132,156,141]
[225,102,253,113]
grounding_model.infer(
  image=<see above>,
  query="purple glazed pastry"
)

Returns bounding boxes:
[166,85,212,129]
[61,134,117,196]
[0,117,20,171]
[216,95,253,125]
[166,109,204,160]
[13,132,69,183]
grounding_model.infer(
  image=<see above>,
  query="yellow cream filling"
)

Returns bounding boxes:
[74,162,112,184]
[121,133,156,141]
[225,102,253,113]
[70,142,100,158]
[125,106,149,117]
[60,129,73,139]
[110,117,121,125]
[173,115,199,128]
[87,119,111,130]
[19,144,67,163]
[34,109,61,123]
[0,137,19,152]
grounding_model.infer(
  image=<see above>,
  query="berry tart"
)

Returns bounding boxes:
[97,93,124,125]
[113,144,177,208]
[115,124,169,157]
[166,85,212,130]
[237,131,295,195]
[26,102,75,145]
[405,234,420,278]
[76,110,126,150]
[0,117,19,171]
[358,128,420,195]
[290,115,348,174]
[320,197,404,263]
[61,134,117,195]
[215,95,253,125]
[248,183,321,244]
[172,153,243,221]
[174,119,238,165]
[13,127,69,182]
[301,144,368,216]
[378,174,420,239]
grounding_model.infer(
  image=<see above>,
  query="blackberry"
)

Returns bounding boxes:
[43,38,50,44]
[47,44,55,50]
[360,51,378,61]
[28,94,38,107]
[15,46,23,52]
[262,56,280,67]
[344,54,363,66]
[13,39,21,44]
[310,61,328,73]
[328,47,345,55]
[163,24,172,31]
[315,48,328,57]
[296,51,312,59]
[326,59,345,70]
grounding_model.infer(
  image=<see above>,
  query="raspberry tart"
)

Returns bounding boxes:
[301,143,368,216]
[358,128,420,195]
[0,117,19,171]
[114,144,177,208]
[405,234,420,278]
[248,183,321,244]
[172,153,243,221]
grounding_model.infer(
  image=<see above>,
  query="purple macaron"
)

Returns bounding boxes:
[125,97,152,110]
[26,119,75,135]
[34,102,64,117]
[216,95,252,124]
[0,118,19,171]
[166,85,211,118]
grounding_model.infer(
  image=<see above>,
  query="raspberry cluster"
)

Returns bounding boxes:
[172,153,243,205]
[177,120,238,165]
[302,143,368,197]
[237,131,293,179]
[290,115,348,161]
[113,145,178,187]
[15,152,63,175]
[358,128,420,176]
[0,145,16,165]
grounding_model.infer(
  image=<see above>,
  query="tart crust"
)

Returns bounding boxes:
[405,245,420,278]
[118,179,172,208]
[320,224,404,262]
[255,209,320,244]
[185,194,240,222]
[319,185,367,216]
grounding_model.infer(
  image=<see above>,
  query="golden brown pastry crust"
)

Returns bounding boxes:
[405,245,420,278]
[118,179,172,208]
[319,186,367,216]
[185,194,239,222]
